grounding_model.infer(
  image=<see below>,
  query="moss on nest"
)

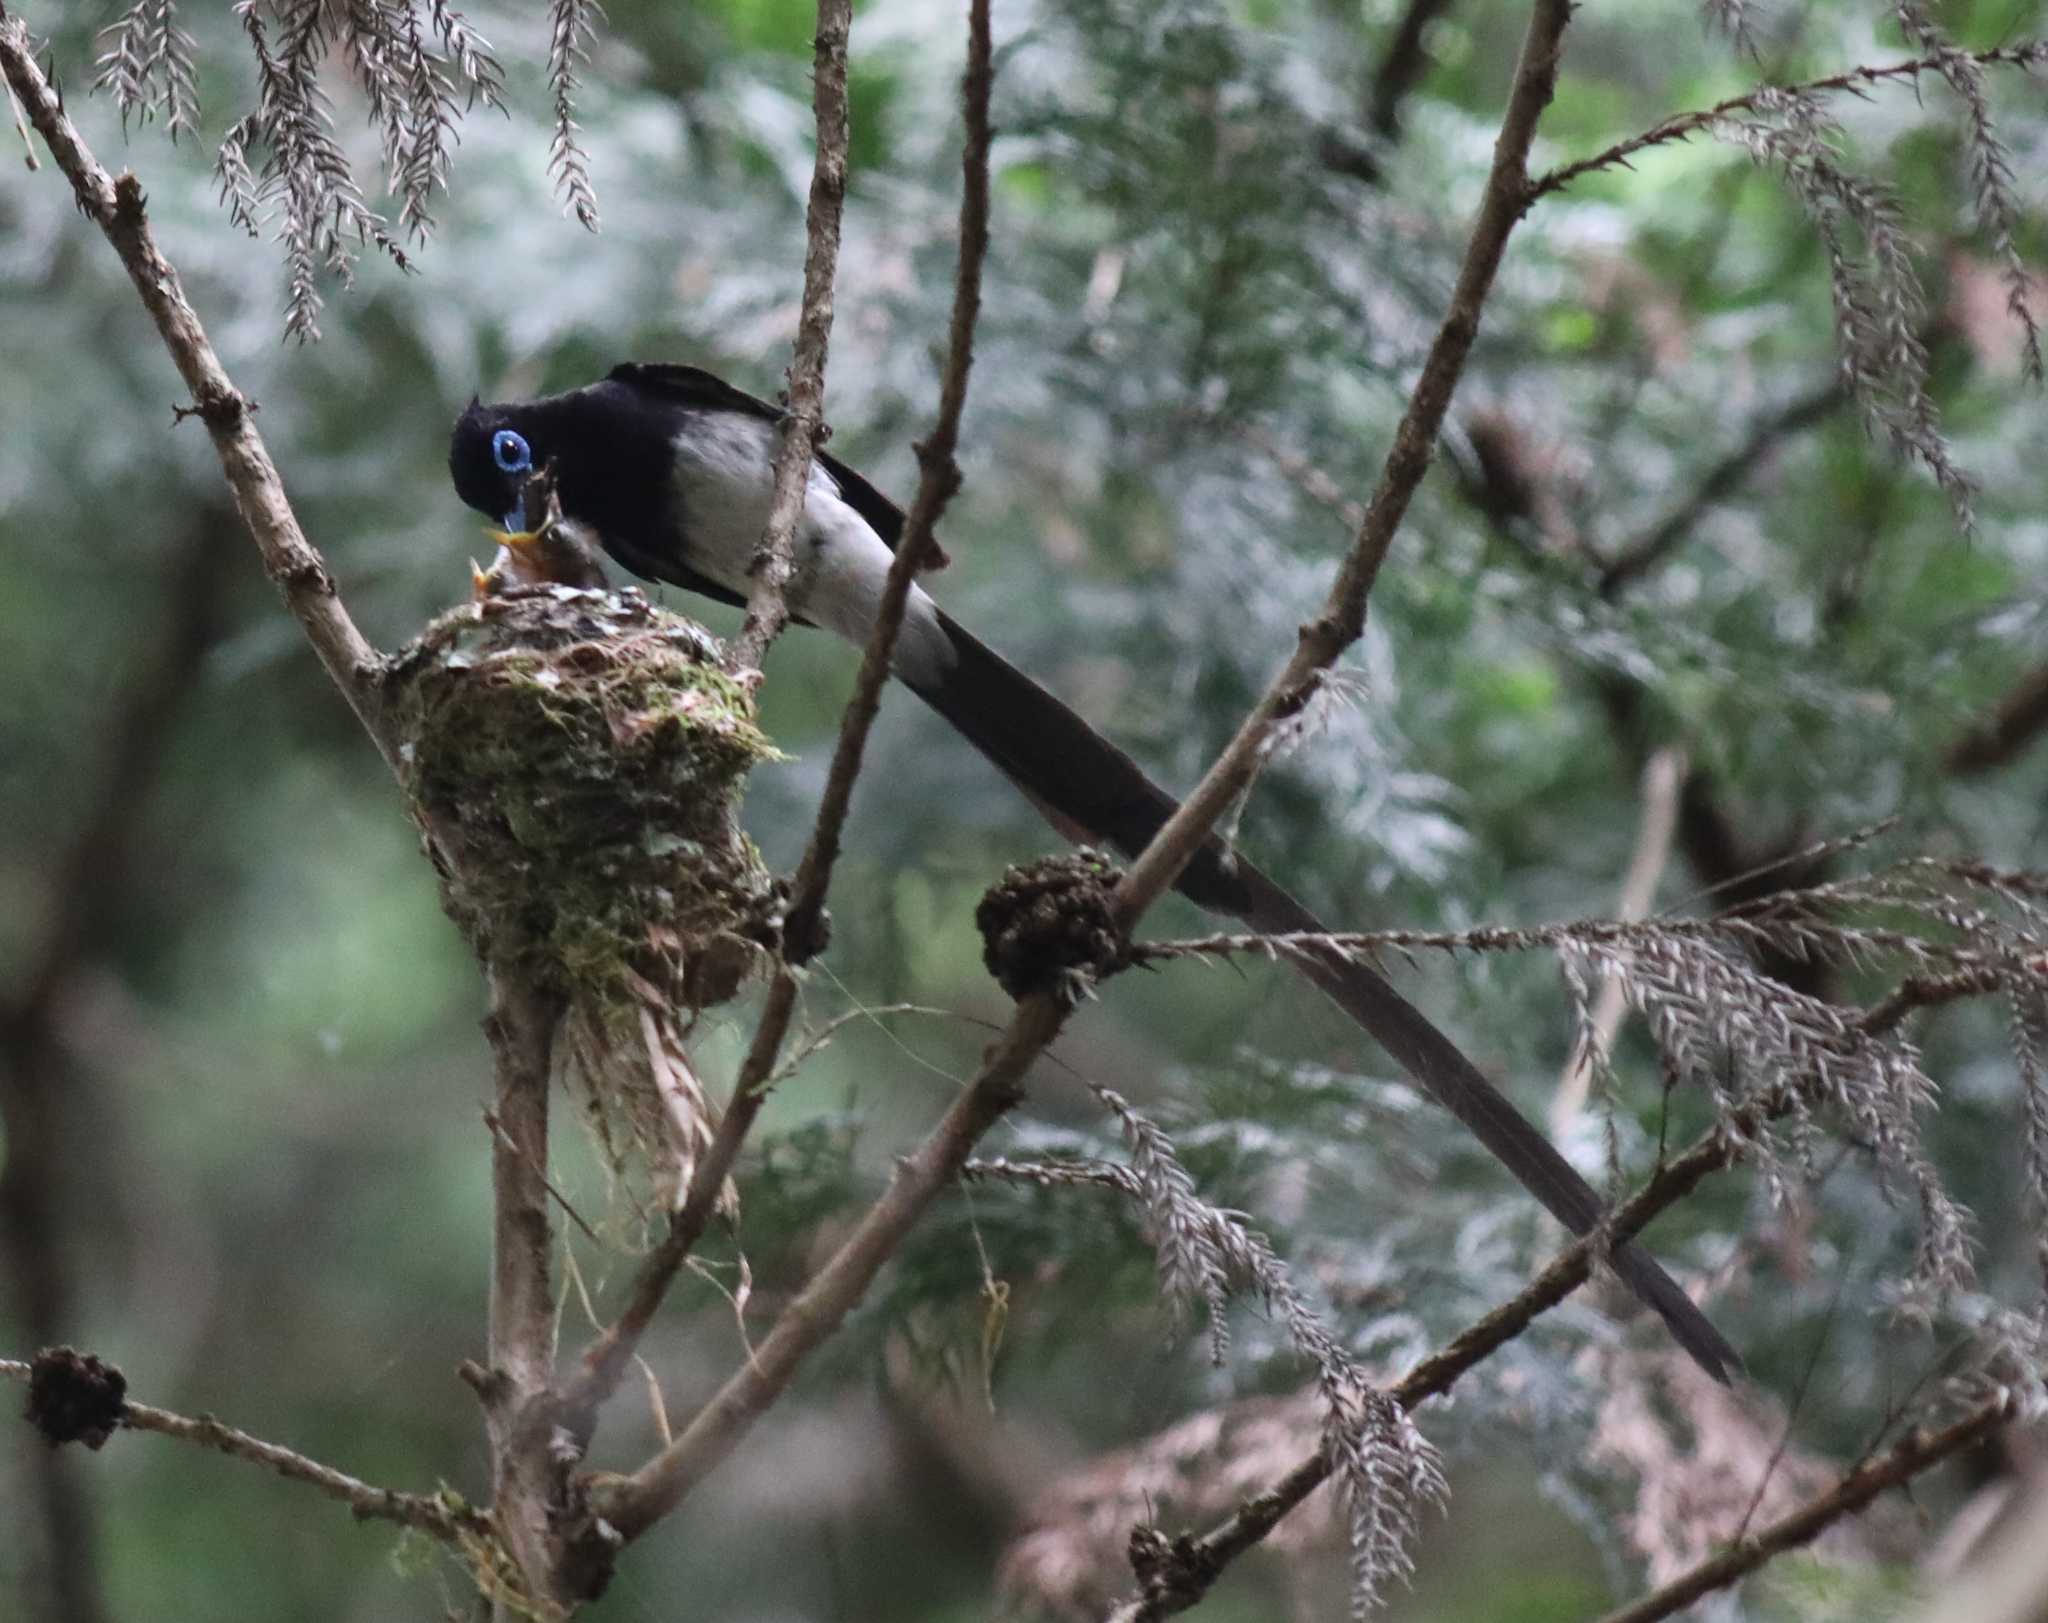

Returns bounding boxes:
[383,585,783,1202]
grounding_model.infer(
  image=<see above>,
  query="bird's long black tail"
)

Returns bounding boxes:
[909,606,1739,1382]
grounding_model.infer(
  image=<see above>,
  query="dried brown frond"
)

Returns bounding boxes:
[993,1088,1447,1618]
[1588,1345,1919,1585]
[998,1390,1334,1620]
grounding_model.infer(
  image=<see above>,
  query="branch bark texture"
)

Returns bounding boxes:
[725,0,855,676]
[476,969,575,1615]
[0,7,394,770]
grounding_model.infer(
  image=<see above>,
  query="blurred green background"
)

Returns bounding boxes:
[5,0,2048,1617]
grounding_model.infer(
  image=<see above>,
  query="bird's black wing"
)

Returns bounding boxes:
[606,362,909,550]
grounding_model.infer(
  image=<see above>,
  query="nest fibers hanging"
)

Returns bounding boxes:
[383,585,784,1212]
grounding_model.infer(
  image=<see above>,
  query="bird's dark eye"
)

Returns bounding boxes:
[492,429,532,474]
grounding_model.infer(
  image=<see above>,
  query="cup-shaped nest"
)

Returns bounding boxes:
[384,586,783,1204]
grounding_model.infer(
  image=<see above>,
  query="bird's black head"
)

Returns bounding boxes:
[450,377,694,590]
[449,395,548,530]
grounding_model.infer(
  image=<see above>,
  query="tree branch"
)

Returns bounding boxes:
[0,1358,482,1542]
[588,0,1572,1542]
[561,0,997,1424]
[1096,965,1992,1618]
[475,967,568,1614]
[1111,0,1574,928]
[724,0,855,677]
[0,520,228,1623]
[779,0,994,963]
[1946,661,2048,776]
[0,7,395,770]
[1531,43,2048,203]
[1597,379,1846,596]
[1367,0,1455,139]
[1592,1392,2013,1623]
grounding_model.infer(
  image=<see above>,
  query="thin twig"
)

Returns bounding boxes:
[562,0,999,1424]
[779,0,994,962]
[1860,966,2011,1035]
[1599,380,1846,595]
[0,1359,481,1542]
[1531,44,2048,202]
[1367,0,1456,139]
[585,994,1063,1539]
[724,0,855,677]
[1110,0,1574,930]
[1591,1392,2013,1623]
[1947,661,2048,777]
[1551,746,1684,1132]
[0,8,394,770]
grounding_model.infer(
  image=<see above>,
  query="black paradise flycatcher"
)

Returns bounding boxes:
[450,361,1739,1381]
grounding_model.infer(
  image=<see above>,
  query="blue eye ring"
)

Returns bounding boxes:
[491,428,532,474]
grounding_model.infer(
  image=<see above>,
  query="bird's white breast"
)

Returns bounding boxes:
[668,415,953,685]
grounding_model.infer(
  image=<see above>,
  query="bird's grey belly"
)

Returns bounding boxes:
[668,415,953,684]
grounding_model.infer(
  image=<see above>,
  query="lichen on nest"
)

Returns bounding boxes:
[382,584,784,1207]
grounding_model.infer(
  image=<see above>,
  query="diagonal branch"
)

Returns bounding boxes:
[778,0,994,964]
[1591,1391,2013,1623]
[1111,0,1574,928]
[0,1357,484,1543]
[1597,379,1846,596]
[724,0,855,677]
[1531,43,2048,203]
[0,6,393,771]
[561,0,998,1425]
[1097,961,1993,1618]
